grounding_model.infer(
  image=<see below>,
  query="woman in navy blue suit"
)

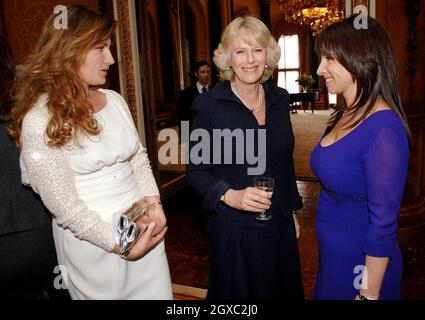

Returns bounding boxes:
[186,16,304,299]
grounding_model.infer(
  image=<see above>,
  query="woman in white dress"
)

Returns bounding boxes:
[7,5,173,299]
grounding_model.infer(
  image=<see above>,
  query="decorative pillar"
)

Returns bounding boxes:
[114,0,161,182]
[187,0,211,64]
[220,0,232,29]
[168,0,185,92]
[114,0,139,129]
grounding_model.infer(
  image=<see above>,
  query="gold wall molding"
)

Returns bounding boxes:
[114,0,146,145]
[187,0,210,63]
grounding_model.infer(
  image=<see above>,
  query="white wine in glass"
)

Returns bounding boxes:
[253,177,274,221]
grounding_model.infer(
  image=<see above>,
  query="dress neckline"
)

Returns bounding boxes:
[92,90,109,115]
[319,109,394,149]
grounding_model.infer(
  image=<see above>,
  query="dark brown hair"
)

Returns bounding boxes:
[193,60,210,74]
[315,15,411,144]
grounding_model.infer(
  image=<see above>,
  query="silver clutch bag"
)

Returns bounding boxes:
[117,200,149,255]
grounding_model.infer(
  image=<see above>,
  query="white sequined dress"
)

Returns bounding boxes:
[20,89,172,299]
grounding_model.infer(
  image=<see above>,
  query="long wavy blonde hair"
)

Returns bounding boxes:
[8,4,116,148]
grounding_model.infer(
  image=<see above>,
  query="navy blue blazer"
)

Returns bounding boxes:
[186,80,303,228]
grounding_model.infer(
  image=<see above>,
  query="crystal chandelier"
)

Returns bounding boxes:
[277,0,345,35]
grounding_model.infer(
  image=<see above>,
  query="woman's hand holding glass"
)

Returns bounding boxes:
[223,187,272,213]
[253,177,274,221]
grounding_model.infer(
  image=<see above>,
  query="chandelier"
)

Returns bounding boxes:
[277,0,345,35]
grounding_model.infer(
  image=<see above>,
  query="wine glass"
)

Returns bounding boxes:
[253,176,274,221]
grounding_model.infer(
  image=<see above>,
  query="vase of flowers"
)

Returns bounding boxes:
[296,74,316,92]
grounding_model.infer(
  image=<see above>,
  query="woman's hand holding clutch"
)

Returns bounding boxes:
[120,222,168,261]
[141,196,167,237]
[114,196,167,260]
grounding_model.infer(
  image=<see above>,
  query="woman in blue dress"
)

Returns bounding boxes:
[310,15,411,300]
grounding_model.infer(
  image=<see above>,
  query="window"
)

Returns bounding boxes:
[277,35,300,93]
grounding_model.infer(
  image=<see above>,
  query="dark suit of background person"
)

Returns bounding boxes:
[177,61,211,132]
[178,61,211,215]
[178,84,200,127]
[0,35,68,300]
[186,80,304,299]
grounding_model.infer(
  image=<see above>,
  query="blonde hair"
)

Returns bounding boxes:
[213,16,280,83]
[8,4,116,148]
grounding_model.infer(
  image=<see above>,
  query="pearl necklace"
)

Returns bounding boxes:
[231,82,264,114]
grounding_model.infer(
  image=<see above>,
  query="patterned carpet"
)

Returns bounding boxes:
[162,108,425,299]
[164,188,209,289]
[164,182,425,300]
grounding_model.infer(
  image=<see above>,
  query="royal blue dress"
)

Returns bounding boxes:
[310,110,409,300]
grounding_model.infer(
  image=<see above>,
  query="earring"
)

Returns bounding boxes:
[265,64,269,69]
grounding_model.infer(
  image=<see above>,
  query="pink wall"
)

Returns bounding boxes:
[2,0,98,64]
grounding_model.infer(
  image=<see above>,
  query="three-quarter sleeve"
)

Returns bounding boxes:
[363,125,409,257]
[185,96,231,213]
[20,106,116,252]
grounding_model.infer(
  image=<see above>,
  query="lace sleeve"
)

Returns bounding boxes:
[20,106,116,252]
[363,125,409,257]
[129,142,160,197]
